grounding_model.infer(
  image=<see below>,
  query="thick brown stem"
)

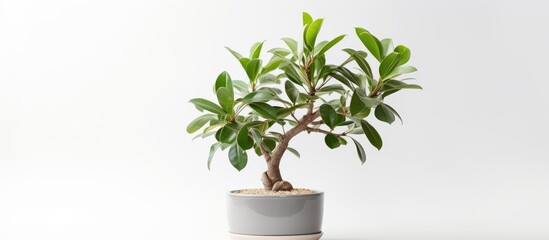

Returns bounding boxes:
[260,110,321,191]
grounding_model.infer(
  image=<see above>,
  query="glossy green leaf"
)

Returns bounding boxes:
[250,41,264,59]
[267,48,291,58]
[215,125,237,144]
[394,45,411,67]
[383,66,417,80]
[225,47,243,60]
[232,80,249,96]
[246,59,262,81]
[189,98,226,115]
[335,67,360,86]
[282,64,304,86]
[344,49,372,78]
[379,52,401,79]
[356,29,383,61]
[285,81,299,104]
[318,84,345,94]
[216,87,234,113]
[249,102,279,120]
[315,34,346,57]
[320,104,345,129]
[360,120,383,150]
[375,103,396,124]
[207,142,221,170]
[214,71,231,92]
[287,147,300,158]
[281,38,298,57]
[305,19,324,49]
[302,12,313,26]
[380,38,394,57]
[328,72,353,89]
[261,59,285,74]
[382,80,423,92]
[262,138,276,152]
[238,90,274,104]
[324,133,341,149]
[186,114,215,134]
[357,88,380,107]
[350,137,367,164]
[237,126,254,150]
[228,144,247,171]
[350,90,370,118]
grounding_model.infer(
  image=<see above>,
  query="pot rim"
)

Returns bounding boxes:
[228,189,324,198]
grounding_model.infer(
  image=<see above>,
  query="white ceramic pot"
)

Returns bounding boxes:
[227,190,324,239]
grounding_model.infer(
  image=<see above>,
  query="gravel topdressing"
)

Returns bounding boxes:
[234,188,318,195]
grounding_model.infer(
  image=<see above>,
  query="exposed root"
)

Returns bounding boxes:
[271,180,293,191]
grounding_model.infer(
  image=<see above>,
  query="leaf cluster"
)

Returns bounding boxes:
[187,12,421,170]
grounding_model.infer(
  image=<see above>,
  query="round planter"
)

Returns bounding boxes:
[227,190,324,238]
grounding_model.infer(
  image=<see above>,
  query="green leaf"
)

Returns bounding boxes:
[356,29,383,62]
[328,72,353,89]
[350,137,366,164]
[228,144,247,171]
[314,35,346,57]
[285,81,299,104]
[382,80,423,92]
[189,98,226,115]
[318,84,346,94]
[215,125,237,144]
[246,59,262,81]
[281,38,298,57]
[380,38,393,57]
[282,64,305,86]
[324,133,341,149]
[250,128,263,144]
[305,18,324,49]
[232,80,249,96]
[249,102,279,120]
[394,45,411,67]
[207,142,221,170]
[302,12,313,26]
[334,67,360,86]
[225,47,243,60]
[360,120,383,150]
[383,66,417,80]
[238,90,274,104]
[214,71,232,92]
[320,104,345,129]
[379,52,401,79]
[250,41,264,59]
[262,138,276,152]
[350,90,370,117]
[216,87,234,114]
[344,49,372,78]
[186,114,215,134]
[379,103,402,124]
[261,58,285,74]
[237,126,254,150]
[287,147,300,158]
[375,103,396,124]
[267,48,291,59]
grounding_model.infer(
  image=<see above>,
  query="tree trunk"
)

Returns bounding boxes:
[260,110,320,191]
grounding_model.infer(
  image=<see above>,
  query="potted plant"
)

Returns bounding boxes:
[187,12,421,240]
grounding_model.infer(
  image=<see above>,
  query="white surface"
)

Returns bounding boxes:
[1,0,549,240]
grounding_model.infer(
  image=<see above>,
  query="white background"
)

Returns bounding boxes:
[1,1,549,239]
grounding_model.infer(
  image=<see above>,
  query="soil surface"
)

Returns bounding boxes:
[234,188,317,195]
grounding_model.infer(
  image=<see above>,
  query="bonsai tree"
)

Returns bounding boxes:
[187,12,421,191]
